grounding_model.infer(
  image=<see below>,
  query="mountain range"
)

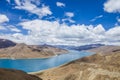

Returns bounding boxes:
[54,44,104,51]
[0,38,68,59]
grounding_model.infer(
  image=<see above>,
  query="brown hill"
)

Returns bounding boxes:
[0,41,68,59]
[0,68,42,80]
[35,46,120,80]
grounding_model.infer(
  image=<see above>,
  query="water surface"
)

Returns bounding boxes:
[0,50,93,72]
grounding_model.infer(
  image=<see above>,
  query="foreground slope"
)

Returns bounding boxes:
[0,68,42,80]
[0,39,67,59]
[35,46,120,80]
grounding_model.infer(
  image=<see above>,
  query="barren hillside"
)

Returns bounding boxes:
[35,46,120,80]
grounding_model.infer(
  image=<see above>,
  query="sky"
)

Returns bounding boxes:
[0,0,120,46]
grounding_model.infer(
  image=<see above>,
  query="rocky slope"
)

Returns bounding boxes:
[0,68,42,80]
[0,39,68,59]
[35,46,120,80]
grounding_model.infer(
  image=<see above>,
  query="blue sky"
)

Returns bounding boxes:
[0,0,120,45]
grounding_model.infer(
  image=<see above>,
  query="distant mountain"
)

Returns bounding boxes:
[0,68,42,80]
[88,45,120,55]
[54,44,105,51]
[0,39,68,59]
[0,39,16,48]
[36,45,120,80]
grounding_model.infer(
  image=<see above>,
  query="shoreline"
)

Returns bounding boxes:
[0,55,57,60]
[0,50,69,60]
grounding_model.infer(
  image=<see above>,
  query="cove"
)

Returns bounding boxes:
[0,50,94,72]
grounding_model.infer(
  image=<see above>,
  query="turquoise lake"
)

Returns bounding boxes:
[0,50,93,72]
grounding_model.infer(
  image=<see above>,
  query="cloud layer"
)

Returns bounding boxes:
[1,18,120,46]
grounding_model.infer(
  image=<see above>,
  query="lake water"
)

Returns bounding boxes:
[0,50,93,72]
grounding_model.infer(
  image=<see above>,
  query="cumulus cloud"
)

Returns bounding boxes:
[90,15,103,22]
[8,0,52,18]
[56,2,65,7]
[65,12,74,18]
[0,14,9,23]
[104,0,120,13]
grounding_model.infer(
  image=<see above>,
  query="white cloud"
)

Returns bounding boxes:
[56,2,65,7]
[117,18,120,23]
[0,26,7,30]
[65,12,74,18]
[106,26,120,37]
[63,12,75,23]
[92,24,105,34]
[104,0,120,13]
[0,14,9,31]
[0,25,21,32]
[62,18,75,23]
[0,14,20,32]
[105,26,120,45]
[7,25,21,32]
[14,0,21,6]
[0,14,9,23]
[13,0,52,18]
[90,15,103,22]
